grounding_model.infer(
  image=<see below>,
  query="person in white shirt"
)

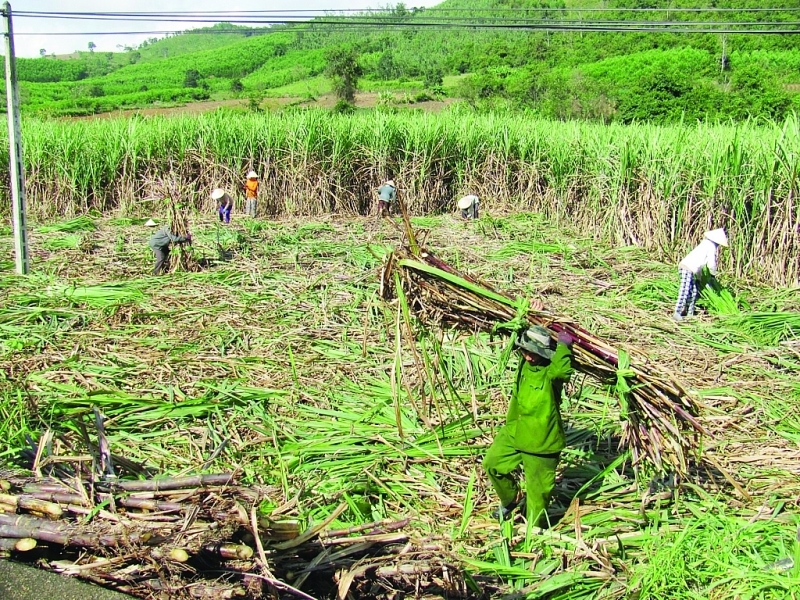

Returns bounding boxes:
[674,228,729,321]
[458,195,480,219]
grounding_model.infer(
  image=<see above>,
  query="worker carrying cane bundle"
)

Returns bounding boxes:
[483,302,574,525]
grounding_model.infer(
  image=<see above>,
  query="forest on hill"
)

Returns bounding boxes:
[2,0,800,122]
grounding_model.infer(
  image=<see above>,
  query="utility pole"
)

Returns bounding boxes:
[3,2,29,274]
[721,34,728,74]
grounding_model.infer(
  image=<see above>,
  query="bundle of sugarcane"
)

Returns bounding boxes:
[379,209,704,477]
[0,471,463,599]
[166,197,200,273]
[1,427,466,599]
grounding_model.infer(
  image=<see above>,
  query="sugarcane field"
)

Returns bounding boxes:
[0,109,799,600]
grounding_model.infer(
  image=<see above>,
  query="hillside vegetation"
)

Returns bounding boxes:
[2,0,800,122]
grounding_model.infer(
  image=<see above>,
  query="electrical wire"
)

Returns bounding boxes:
[13,14,800,27]
[13,22,800,36]
[13,7,800,15]
[7,7,800,36]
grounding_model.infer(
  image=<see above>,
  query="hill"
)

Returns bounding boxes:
[3,0,800,122]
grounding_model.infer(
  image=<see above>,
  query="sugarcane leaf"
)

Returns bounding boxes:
[396,259,519,309]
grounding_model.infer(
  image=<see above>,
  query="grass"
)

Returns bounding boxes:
[36,216,96,233]
[261,75,330,98]
[0,211,798,598]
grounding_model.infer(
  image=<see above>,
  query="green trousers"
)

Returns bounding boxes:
[483,425,560,525]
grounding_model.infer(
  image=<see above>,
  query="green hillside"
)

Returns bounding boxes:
[3,0,800,122]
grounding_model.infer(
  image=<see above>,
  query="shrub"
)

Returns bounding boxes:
[184,69,202,88]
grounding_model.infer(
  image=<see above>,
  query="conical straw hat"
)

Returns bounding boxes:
[704,228,728,247]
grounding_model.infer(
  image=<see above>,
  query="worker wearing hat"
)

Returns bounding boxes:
[458,195,479,220]
[147,222,192,275]
[483,317,574,525]
[674,228,729,321]
[376,179,396,218]
[212,188,233,224]
[244,171,259,218]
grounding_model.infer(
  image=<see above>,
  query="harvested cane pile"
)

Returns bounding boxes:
[0,431,468,599]
[167,199,201,273]
[379,215,705,477]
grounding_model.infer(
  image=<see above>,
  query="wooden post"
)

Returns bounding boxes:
[3,2,29,274]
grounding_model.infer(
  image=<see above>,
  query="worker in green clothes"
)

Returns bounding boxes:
[483,318,574,525]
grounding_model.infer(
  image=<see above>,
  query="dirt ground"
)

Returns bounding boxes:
[78,92,457,120]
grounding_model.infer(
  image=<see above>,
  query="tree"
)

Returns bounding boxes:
[377,50,397,80]
[183,69,201,88]
[39,48,46,57]
[324,46,362,103]
[727,64,791,121]
[393,3,409,18]
[88,41,96,52]
[422,65,444,90]
[230,78,244,93]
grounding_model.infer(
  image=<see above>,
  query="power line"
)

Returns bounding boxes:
[15,24,800,36]
[9,8,800,36]
[12,12,800,26]
[13,7,800,15]
[14,18,800,31]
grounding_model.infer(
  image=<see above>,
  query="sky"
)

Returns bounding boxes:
[5,1,441,58]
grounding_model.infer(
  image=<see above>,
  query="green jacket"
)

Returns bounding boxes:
[378,184,396,202]
[148,227,188,250]
[505,343,573,454]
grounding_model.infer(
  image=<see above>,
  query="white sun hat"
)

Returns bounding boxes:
[246,170,258,179]
[144,218,157,227]
[704,228,728,247]
[386,180,395,187]
[458,195,477,210]
[211,188,226,200]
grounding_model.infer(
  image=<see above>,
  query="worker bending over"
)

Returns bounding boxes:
[213,188,233,224]
[674,228,728,321]
[148,225,191,275]
[458,195,479,220]
[377,180,396,218]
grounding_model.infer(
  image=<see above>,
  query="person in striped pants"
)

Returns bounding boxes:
[674,228,728,321]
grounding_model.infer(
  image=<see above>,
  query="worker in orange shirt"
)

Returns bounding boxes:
[244,170,259,217]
